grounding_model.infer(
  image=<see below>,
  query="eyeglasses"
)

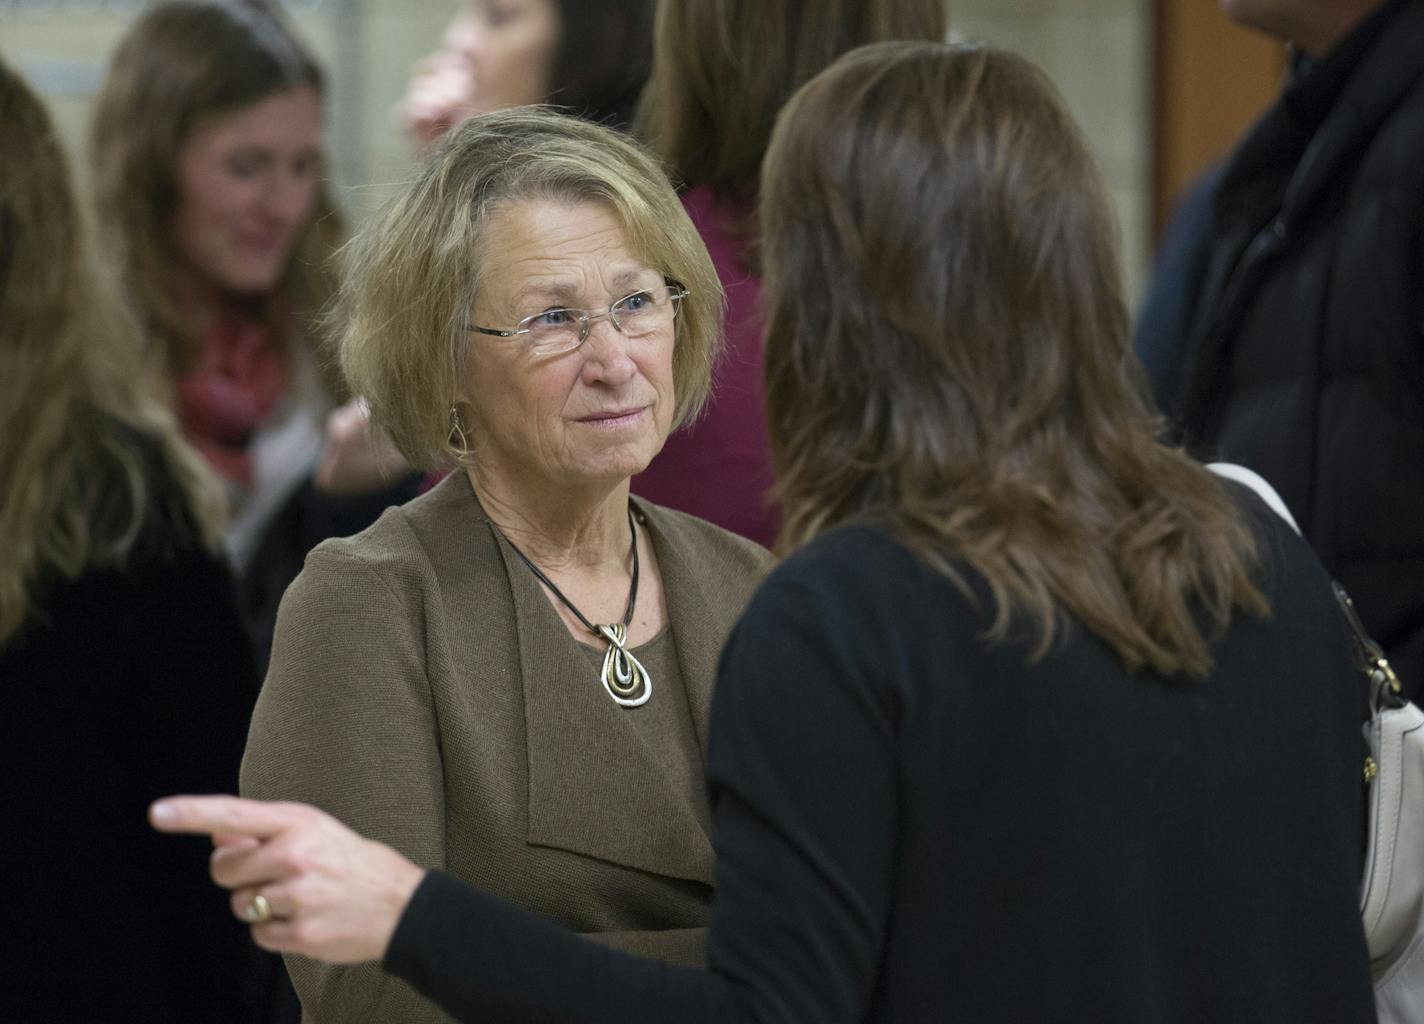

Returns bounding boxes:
[465,283,690,358]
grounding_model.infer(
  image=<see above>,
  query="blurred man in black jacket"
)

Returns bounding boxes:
[1159,0,1424,699]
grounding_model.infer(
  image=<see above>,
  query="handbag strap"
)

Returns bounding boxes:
[1206,462,1302,532]
[1332,581,1407,712]
[1206,462,1405,714]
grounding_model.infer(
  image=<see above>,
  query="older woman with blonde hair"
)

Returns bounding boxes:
[0,57,264,1023]
[161,42,1375,1023]
[237,106,771,1021]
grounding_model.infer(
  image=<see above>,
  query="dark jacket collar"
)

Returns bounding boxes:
[1218,0,1424,229]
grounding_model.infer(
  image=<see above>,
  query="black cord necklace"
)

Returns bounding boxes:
[503,503,652,707]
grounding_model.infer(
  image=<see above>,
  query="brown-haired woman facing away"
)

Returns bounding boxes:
[91,0,418,670]
[629,0,945,548]
[154,43,1376,1023]
[0,58,267,1024]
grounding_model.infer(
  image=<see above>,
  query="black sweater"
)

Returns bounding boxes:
[386,496,1375,1022]
[0,425,270,1022]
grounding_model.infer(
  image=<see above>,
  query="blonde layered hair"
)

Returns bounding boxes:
[90,0,343,379]
[761,42,1268,677]
[0,60,222,646]
[337,107,724,471]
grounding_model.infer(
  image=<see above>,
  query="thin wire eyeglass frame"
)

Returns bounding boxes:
[464,283,690,356]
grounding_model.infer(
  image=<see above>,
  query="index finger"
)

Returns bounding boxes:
[149,795,308,841]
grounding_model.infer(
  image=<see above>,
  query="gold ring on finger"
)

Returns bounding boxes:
[241,893,273,924]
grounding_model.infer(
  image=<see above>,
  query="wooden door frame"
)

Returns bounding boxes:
[1151,0,1286,240]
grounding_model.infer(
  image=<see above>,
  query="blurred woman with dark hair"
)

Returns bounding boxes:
[91,0,417,668]
[401,0,655,151]
[629,0,946,547]
[0,57,263,1023]
[156,43,1376,1023]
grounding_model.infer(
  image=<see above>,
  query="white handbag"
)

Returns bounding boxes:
[1209,463,1424,1022]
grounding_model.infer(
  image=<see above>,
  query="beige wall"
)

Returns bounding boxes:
[1,0,1152,296]
[952,0,1152,302]
[1154,0,1283,236]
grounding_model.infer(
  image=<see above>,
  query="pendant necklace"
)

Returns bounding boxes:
[503,504,652,708]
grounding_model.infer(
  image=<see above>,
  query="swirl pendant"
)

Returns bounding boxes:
[499,502,649,709]
[596,623,652,707]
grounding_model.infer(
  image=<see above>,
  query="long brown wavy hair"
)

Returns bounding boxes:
[90,0,343,380]
[0,59,223,646]
[635,0,946,205]
[760,42,1268,677]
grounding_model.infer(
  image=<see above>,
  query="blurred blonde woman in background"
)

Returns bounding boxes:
[91,0,418,670]
[0,57,265,1024]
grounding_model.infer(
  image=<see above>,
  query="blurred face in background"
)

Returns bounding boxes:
[450,0,561,110]
[1218,0,1383,53]
[403,0,563,151]
[170,86,322,297]
[1219,0,1310,40]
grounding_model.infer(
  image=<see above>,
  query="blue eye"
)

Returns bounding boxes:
[619,291,653,313]
[530,308,576,328]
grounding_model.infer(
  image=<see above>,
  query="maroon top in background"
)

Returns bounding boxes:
[633,186,779,548]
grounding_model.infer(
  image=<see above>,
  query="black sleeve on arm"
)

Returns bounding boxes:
[385,537,902,1024]
[387,871,722,1022]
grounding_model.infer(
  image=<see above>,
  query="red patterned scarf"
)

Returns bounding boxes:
[176,310,289,485]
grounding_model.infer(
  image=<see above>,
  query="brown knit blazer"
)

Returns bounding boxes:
[240,472,774,1022]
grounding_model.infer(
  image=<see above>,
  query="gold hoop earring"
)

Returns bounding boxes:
[447,405,473,461]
